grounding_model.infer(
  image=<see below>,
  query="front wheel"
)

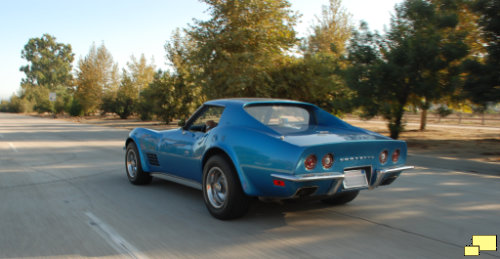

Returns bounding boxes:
[125,142,152,185]
[203,155,249,220]
[321,190,359,205]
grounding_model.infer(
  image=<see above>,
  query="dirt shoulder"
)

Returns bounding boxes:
[52,114,500,166]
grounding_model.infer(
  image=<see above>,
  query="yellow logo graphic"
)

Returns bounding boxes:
[464,235,497,256]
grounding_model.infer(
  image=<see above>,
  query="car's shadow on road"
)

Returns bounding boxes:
[147,176,345,224]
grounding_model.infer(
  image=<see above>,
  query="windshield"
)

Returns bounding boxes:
[244,104,315,134]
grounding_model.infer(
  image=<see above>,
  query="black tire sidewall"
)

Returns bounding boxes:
[125,142,152,185]
[203,156,231,214]
[202,155,248,219]
[126,143,140,182]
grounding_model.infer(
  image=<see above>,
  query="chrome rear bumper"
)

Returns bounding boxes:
[271,166,414,189]
[372,166,414,187]
[271,166,414,183]
[377,166,415,174]
[271,166,414,198]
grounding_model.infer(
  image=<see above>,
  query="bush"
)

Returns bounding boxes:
[0,100,9,112]
[137,85,155,121]
[69,98,83,116]
[137,100,153,121]
[436,106,453,118]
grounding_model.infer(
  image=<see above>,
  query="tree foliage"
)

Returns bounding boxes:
[138,70,200,123]
[99,54,156,118]
[464,0,500,106]
[20,34,74,90]
[303,0,352,56]
[127,54,156,93]
[272,54,352,114]
[113,73,137,119]
[75,43,119,115]
[9,1,499,128]
[19,34,74,113]
[185,0,299,98]
[277,0,353,114]
[346,0,468,138]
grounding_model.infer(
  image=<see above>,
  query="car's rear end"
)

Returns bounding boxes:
[270,138,412,199]
[240,100,412,200]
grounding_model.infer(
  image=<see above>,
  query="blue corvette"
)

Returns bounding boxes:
[125,98,413,219]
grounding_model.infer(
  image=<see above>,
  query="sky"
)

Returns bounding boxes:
[0,0,402,100]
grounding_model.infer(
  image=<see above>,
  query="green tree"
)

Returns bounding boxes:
[302,0,352,56]
[392,0,468,130]
[102,54,156,118]
[138,69,200,123]
[272,54,353,114]
[346,0,468,138]
[463,0,500,107]
[165,29,204,115]
[75,43,119,115]
[20,34,74,90]
[185,0,299,98]
[0,95,29,113]
[274,0,353,114]
[19,34,74,113]
[113,73,137,119]
[127,54,156,94]
[345,23,388,118]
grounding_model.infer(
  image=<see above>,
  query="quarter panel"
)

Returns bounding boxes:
[211,126,304,196]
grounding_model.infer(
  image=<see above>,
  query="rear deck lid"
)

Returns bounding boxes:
[281,125,388,147]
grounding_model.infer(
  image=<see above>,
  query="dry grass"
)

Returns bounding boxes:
[345,119,500,164]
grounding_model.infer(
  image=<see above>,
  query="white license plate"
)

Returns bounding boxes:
[343,169,369,189]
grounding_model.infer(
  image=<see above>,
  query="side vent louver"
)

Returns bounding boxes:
[146,153,160,166]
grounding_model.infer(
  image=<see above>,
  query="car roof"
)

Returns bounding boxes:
[205,98,314,107]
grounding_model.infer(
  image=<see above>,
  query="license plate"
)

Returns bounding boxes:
[343,169,369,189]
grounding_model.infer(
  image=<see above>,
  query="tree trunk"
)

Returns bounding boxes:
[420,108,427,131]
[389,124,400,139]
[389,109,404,139]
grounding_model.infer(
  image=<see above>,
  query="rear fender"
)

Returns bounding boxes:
[202,145,258,196]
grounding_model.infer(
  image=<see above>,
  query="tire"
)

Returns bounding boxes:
[125,142,152,185]
[203,155,249,220]
[321,190,359,205]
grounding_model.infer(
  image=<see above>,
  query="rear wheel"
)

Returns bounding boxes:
[321,190,359,205]
[125,142,152,185]
[203,155,249,220]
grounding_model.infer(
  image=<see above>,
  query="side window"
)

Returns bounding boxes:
[188,106,224,132]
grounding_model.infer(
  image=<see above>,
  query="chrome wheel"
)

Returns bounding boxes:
[126,149,138,179]
[202,155,250,219]
[205,167,228,209]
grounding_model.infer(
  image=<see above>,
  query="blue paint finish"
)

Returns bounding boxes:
[126,98,413,198]
[127,129,156,173]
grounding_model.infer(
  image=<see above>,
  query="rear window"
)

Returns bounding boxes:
[244,104,314,133]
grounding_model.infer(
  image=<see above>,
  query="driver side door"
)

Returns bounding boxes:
[159,105,224,182]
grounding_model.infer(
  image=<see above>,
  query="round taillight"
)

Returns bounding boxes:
[392,149,400,163]
[305,154,317,170]
[322,153,334,169]
[379,150,388,164]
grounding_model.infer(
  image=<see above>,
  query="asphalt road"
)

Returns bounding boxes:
[1,112,499,258]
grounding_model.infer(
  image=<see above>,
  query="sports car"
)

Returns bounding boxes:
[125,98,413,219]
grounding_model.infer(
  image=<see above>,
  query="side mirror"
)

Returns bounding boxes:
[178,119,186,127]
